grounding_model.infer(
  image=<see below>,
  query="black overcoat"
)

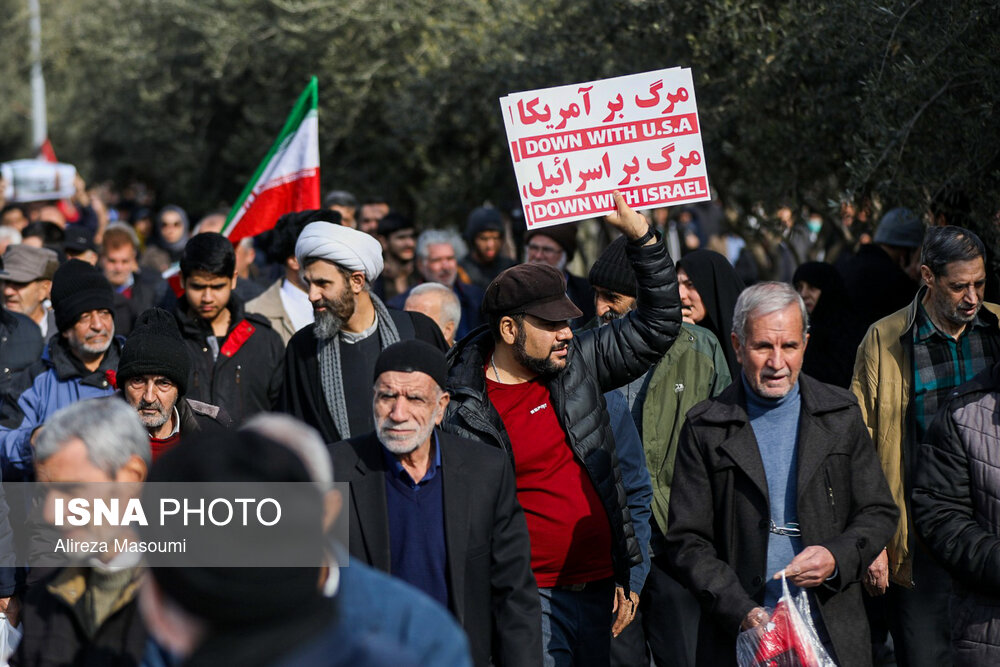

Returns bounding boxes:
[665,374,898,667]
[331,429,541,667]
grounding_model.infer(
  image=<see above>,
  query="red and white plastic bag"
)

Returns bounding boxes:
[735,572,836,667]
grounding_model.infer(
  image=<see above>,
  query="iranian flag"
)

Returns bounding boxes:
[221,76,320,243]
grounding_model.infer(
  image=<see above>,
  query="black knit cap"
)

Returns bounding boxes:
[373,340,448,390]
[464,206,504,242]
[588,236,636,297]
[117,308,191,395]
[50,259,115,332]
[377,211,415,236]
[525,223,579,262]
[144,430,325,628]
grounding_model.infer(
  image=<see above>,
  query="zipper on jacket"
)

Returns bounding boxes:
[236,364,244,420]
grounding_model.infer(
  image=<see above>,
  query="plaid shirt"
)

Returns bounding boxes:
[912,302,1000,444]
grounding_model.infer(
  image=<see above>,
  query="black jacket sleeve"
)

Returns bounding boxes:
[912,400,1000,594]
[575,235,682,392]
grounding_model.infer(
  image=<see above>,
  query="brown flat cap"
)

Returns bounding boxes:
[483,263,582,322]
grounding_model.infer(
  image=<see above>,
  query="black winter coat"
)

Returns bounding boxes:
[912,362,1000,664]
[0,309,42,401]
[443,235,681,592]
[174,295,284,426]
[111,268,169,337]
[665,375,898,667]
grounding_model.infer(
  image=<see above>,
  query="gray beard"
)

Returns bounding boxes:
[313,309,345,341]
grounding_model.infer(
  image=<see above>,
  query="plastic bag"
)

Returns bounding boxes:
[0,613,22,666]
[735,572,836,667]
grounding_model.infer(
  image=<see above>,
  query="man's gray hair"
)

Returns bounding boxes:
[416,230,467,262]
[407,282,461,329]
[35,398,151,474]
[240,413,332,491]
[732,281,808,344]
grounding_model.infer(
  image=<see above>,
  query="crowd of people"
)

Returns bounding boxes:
[0,177,995,667]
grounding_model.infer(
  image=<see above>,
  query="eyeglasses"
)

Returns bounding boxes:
[769,520,801,537]
[526,243,562,258]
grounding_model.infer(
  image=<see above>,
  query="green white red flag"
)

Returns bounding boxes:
[221,77,320,243]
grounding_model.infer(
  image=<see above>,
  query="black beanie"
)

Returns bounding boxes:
[373,340,449,389]
[50,259,115,332]
[117,308,191,395]
[464,206,504,242]
[588,236,636,297]
[144,431,325,628]
[525,223,578,262]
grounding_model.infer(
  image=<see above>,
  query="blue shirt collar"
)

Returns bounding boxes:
[381,430,441,487]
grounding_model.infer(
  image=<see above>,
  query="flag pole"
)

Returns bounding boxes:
[28,0,48,152]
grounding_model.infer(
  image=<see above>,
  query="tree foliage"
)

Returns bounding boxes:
[1,0,998,239]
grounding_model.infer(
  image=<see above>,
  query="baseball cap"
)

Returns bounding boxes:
[64,226,98,254]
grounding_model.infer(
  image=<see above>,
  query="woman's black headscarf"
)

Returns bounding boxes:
[792,261,866,388]
[676,249,746,377]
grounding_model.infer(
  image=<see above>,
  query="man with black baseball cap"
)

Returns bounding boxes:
[0,259,121,480]
[443,193,682,667]
[331,339,540,667]
[116,308,231,460]
[63,226,99,265]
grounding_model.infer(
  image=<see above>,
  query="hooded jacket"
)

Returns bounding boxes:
[174,293,284,425]
[443,235,681,591]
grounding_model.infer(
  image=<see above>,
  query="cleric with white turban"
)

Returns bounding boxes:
[295,221,384,281]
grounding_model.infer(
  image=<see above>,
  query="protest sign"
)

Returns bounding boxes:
[500,67,710,229]
[1,159,77,203]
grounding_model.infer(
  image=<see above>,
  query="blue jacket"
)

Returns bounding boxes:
[0,335,122,479]
[337,557,472,667]
[605,389,652,594]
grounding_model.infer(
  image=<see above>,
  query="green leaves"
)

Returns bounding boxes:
[1,0,997,243]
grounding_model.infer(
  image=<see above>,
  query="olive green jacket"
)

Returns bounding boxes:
[636,322,731,536]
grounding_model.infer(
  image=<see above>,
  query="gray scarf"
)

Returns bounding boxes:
[317,293,400,439]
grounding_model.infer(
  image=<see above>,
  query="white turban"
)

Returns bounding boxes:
[295,221,384,281]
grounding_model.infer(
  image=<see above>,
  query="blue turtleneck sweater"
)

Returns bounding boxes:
[743,373,802,607]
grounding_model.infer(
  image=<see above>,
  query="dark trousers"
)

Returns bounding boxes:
[539,578,615,667]
[611,555,699,667]
[887,545,953,667]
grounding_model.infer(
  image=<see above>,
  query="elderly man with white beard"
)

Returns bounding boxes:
[331,339,542,667]
[276,221,447,445]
